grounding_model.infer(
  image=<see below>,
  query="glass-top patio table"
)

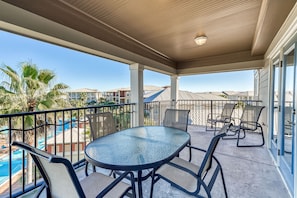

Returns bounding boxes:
[84,126,190,198]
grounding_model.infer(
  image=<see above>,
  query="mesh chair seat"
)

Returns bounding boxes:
[11,141,136,198]
[80,172,131,198]
[156,157,199,192]
[151,132,228,198]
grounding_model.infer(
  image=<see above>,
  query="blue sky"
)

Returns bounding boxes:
[0,30,254,92]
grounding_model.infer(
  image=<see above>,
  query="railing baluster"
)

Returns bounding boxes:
[21,115,25,193]
[9,117,12,198]
[1,101,263,197]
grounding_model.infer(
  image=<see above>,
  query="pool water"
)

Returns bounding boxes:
[0,120,77,186]
[0,149,26,185]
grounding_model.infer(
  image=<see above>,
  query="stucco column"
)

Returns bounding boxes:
[130,63,144,127]
[171,75,179,108]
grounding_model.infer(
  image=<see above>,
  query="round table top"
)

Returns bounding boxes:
[84,126,190,171]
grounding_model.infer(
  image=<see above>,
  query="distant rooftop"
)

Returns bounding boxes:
[106,85,163,92]
[144,87,226,102]
[69,88,99,93]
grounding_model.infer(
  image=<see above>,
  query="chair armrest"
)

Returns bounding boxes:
[186,144,207,153]
[97,171,135,197]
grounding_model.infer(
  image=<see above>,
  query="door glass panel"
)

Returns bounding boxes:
[283,49,295,168]
[272,64,280,143]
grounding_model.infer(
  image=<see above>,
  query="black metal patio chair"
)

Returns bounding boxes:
[206,103,236,135]
[224,105,265,147]
[86,112,117,139]
[163,108,190,131]
[11,141,136,198]
[150,131,228,198]
[85,112,117,176]
[163,108,192,161]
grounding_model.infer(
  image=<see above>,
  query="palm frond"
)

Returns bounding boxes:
[22,63,38,79]
[38,69,55,84]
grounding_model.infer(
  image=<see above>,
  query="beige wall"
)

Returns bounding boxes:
[258,59,270,142]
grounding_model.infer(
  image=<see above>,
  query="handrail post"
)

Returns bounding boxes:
[210,100,213,129]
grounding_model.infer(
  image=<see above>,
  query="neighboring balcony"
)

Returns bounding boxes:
[0,100,290,197]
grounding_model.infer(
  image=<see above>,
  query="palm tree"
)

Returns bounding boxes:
[0,62,70,113]
[0,61,70,182]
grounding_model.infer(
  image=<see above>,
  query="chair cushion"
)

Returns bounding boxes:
[80,172,130,198]
[156,157,199,193]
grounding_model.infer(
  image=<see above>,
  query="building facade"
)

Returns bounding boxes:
[68,88,102,104]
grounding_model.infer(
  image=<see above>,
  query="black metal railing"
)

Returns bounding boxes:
[144,99,262,127]
[0,99,263,197]
[0,103,135,198]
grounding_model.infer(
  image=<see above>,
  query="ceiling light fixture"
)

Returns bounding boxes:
[194,35,208,46]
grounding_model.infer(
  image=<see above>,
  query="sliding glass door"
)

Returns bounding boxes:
[270,58,281,159]
[279,43,296,193]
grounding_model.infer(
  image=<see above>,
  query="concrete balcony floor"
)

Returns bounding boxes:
[77,125,290,198]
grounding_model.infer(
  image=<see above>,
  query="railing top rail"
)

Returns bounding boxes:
[0,103,136,118]
[176,99,262,102]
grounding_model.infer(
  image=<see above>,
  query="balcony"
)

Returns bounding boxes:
[80,125,288,198]
[0,100,290,197]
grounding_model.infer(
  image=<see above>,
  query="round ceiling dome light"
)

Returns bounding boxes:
[194,35,208,46]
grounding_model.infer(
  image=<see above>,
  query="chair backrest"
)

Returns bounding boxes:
[11,141,85,198]
[240,105,265,130]
[220,103,236,120]
[198,132,226,178]
[163,109,190,131]
[284,106,293,135]
[86,112,117,141]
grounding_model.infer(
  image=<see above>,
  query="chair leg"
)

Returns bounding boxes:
[213,122,218,136]
[237,126,265,147]
[85,161,89,176]
[36,183,46,198]
[188,140,192,162]
[206,121,215,131]
[85,161,97,176]
[220,166,228,198]
[150,170,156,198]
[222,128,245,140]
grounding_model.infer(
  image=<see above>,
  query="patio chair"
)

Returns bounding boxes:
[86,112,117,140]
[163,109,192,161]
[284,106,293,136]
[225,105,265,147]
[206,103,236,135]
[85,112,117,176]
[284,106,293,153]
[11,141,136,198]
[163,109,190,131]
[150,131,228,198]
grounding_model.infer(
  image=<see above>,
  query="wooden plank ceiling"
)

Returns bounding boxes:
[1,0,296,75]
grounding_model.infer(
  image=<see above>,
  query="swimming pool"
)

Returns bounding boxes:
[0,149,26,185]
[0,119,77,186]
[0,123,71,186]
